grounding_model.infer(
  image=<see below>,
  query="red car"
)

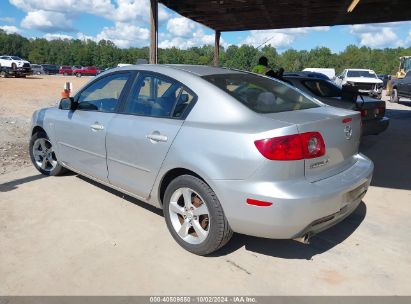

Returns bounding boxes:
[73,66,98,77]
[59,65,73,76]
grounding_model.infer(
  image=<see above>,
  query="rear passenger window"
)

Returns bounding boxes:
[123,74,194,118]
[77,73,130,112]
[172,89,194,118]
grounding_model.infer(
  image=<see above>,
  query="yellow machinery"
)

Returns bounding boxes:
[386,56,411,95]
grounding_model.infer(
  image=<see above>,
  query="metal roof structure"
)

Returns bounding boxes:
[158,0,411,32]
[149,0,411,64]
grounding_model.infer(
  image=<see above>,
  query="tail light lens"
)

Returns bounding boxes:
[254,132,325,161]
[300,132,326,159]
[376,105,385,116]
[360,109,368,117]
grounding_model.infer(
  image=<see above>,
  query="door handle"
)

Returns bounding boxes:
[146,133,168,142]
[90,123,104,131]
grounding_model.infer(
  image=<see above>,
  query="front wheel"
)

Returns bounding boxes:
[390,88,399,103]
[163,175,232,255]
[11,63,17,70]
[29,131,67,176]
[76,73,81,77]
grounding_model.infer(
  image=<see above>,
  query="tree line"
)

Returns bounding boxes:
[1,29,410,75]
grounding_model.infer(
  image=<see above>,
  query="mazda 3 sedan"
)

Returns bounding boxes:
[29,65,374,255]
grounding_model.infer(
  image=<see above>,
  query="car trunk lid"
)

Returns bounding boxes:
[263,106,361,182]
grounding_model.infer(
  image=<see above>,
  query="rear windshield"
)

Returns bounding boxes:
[302,79,342,98]
[203,73,320,114]
[347,70,377,78]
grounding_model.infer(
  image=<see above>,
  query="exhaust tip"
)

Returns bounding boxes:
[293,233,311,244]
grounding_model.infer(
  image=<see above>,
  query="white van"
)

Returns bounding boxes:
[303,68,335,80]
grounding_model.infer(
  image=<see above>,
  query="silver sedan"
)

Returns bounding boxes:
[29,65,374,255]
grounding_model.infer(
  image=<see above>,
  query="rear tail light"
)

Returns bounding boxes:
[300,132,326,159]
[254,132,325,161]
[360,109,368,117]
[376,105,385,115]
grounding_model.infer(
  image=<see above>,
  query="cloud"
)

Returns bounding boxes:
[10,0,169,28]
[159,28,225,49]
[0,17,15,23]
[96,23,150,48]
[21,10,75,32]
[43,33,74,41]
[241,27,330,49]
[166,17,196,37]
[0,25,21,34]
[9,0,175,48]
[349,23,407,48]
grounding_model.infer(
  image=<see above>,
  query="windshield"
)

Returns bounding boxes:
[203,73,320,114]
[11,56,22,60]
[347,70,377,78]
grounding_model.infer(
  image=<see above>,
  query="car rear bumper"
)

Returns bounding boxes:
[211,153,373,239]
[362,116,389,136]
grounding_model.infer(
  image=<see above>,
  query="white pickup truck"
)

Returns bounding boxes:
[334,68,383,98]
[0,55,32,77]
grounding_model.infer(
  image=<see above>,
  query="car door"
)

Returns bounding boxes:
[402,71,411,98]
[106,72,196,199]
[396,75,407,96]
[53,71,133,181]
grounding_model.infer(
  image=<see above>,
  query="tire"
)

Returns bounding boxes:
[76,73,82,77]
[29,131,67,176]
[11,63,17,70]
[390,88,399,103]
[163,175,233,255]
[36,71,41,75]
[0,71,8,78]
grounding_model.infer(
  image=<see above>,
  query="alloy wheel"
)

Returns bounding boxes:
[168,187,210,244]
[32,138,58,172]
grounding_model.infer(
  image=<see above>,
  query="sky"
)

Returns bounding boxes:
[1,0,411,53]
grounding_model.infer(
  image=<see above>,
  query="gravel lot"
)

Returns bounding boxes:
[0,75,89,174]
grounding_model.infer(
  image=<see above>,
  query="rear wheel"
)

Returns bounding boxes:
[29,131,67,176]
[163,175,232,255]
[390,88,399,103]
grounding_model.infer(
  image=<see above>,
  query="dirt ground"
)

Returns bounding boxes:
[0,75,89,174]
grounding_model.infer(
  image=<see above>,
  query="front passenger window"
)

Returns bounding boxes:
[77,73,130,112]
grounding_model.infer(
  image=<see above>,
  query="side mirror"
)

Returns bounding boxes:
[59,97,77,110]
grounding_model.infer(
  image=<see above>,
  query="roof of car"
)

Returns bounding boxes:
[115,64,243,77]
[345,68,374,71]
[283,75,329,81]
[164,64,243,76]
